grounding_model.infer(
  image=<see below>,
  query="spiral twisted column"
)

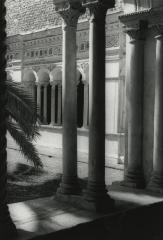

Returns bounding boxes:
[0,0,17,237]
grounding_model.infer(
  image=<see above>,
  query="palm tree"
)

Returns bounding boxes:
[6,77,42,168]
[0,79,42,239]
[0,2,42,237]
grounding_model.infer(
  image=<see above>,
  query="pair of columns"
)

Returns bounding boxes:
[54,0,114,209]
[124,23,163,192]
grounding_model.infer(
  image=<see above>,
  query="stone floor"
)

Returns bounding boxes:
[7,138,163,240]
[9,186,163,240]
[7,138,124,186]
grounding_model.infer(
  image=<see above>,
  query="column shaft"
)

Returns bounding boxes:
[57,84,62,125]
[43,85,48,124]
[51,84,56,126]
[123,30,145,188]
[84,3,114,209]
[37,84,42,120]
[55,3,85,194]
[148,33,163,192]
[83,82,89,128]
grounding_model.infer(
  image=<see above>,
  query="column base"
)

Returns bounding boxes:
[121,169,145,189]
[83,181,115,213]
[147,171,163,194]
[57,180,81,195]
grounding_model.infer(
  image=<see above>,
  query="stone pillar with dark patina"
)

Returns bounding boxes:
[148,25,163,193]
[82,0,115,212]
[122,26,146,188]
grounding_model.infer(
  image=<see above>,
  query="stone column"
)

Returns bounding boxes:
[83,0,114,211]
[43,84,48,124]
[83,81,89,128]
[57,84,62,125]
[122,27,146,188]
[148,25,163,193]
[37,83,42,120]
[54,1,85,195]
[50,83,56,126]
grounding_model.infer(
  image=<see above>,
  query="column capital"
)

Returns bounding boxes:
[125,21,148,42]
[82,0,115,22]
[125,28,146,43]
[54,0,85,28]
[151,24,163,39]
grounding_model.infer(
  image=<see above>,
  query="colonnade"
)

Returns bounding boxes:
[23,69,89,127]
[53,0,115,210]
[123,23,163,193]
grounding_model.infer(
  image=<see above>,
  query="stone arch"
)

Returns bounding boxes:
[37,68,50,84]
[22,69,37,83]
[37,68,51,124]
[77,67,85,83]
[7,70,13,81]
[50,67,62,84]
[22,69,37,98]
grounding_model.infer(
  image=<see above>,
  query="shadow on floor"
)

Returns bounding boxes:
[28,201,163,240]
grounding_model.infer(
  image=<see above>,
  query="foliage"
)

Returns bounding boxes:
[6,78,42,168]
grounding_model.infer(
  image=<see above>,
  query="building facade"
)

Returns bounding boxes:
[6,0,126,176]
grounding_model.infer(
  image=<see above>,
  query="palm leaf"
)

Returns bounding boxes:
[6,80,40,140]
[7,119,42,168]
[6,80,40,125]
[6,108,40,141]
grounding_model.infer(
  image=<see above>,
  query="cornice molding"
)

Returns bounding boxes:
[119,7,163,29]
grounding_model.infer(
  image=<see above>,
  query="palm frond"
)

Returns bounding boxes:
[6,109,40,141]
[6,79,41,140]
[6,80,40,125]
[7,120,42,168]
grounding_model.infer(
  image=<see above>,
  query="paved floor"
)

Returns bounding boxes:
[9,187,163,240]
[7,136,124,186]
[7,137,163,240]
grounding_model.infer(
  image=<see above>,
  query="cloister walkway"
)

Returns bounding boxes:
[9,186,163,240]
[7,143,163,240]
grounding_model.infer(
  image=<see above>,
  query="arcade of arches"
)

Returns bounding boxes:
[5,0,163,211]
[22,68,87,128]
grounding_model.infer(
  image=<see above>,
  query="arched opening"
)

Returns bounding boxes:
[50,68,62,126]
[22,69,37,101]
[37,69,51,124]
[77,70,84,128]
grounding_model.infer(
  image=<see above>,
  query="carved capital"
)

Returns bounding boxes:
[54,0,85,28]
[151,24,163,39]
[82,0,115,23]
[126,27,146,43]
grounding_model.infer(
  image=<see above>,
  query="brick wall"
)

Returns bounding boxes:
[6,0,122,36]
[6,0,62,36]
